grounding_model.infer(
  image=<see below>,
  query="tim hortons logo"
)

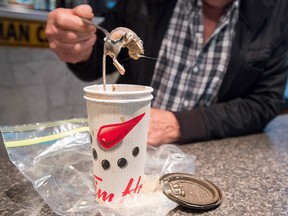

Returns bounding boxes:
[94,174,143,202]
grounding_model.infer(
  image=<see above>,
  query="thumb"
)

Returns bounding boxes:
[72,4,94,19]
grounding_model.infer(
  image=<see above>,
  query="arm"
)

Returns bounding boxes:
[174,39,288,143]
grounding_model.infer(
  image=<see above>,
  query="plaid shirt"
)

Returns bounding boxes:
[151,0,239,111]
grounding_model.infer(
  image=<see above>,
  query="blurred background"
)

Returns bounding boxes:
[0,0,119,125]
[0,0,119,158]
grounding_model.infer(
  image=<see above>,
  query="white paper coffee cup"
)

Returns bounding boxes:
[84,84,153,204]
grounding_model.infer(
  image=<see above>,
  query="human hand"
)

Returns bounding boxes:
[45,4,97,63]
[148,108,181,146]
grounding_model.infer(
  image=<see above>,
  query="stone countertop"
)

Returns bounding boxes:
[1,114,288,216]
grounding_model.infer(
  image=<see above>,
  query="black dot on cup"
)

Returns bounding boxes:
[102,160,110,170]
[132,147,140,157]
[117,158,127,168]
[92,148,97,160]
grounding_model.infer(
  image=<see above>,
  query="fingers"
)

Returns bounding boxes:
[49,34,96,63]
[148,109,163,146]
[45,5,97,63]
[48,25,95,43]
[46,7,95,33]
[147,108,181,146]
[73,4,94,20]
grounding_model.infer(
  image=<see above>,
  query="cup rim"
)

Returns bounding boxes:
[83,84,153,96]
[83,95,153,103]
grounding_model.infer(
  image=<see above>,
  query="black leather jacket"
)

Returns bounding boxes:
[68,0,288,143]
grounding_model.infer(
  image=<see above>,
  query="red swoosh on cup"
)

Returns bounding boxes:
[97,113,145,149]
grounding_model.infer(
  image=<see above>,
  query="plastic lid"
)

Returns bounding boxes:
[159,173,223,210]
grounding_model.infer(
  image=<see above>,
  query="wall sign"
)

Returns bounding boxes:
[0,17,48,48]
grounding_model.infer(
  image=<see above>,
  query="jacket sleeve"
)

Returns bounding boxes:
[174,36,288,143]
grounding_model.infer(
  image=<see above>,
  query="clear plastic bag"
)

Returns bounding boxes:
[1,119,196,216]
